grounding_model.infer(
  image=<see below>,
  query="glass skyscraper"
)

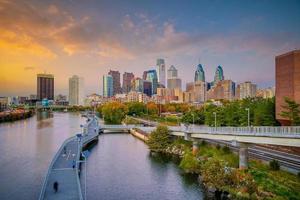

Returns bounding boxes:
[194,64,205,82]
[214,65,224,85]
[146,70,158,95]
[103,75,113,97]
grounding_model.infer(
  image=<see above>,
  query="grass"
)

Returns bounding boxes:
[249,160,300,200]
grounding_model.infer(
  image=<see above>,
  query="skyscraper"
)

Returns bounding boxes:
[131,77,144,92]
[122,72,134,93]
[194,64,205,82]
[143,80,152,97]
[108,70,121,94]
[146,70,158,95]
[275,50,300,125]
[69,75,84,105]
[214,65,224,85]
[37,73,54,100]
[194,81,207,103]
[207,80,235,101]
[142,71,148,80]
[157,58,166,87]
[167,65,181,90]
[103,75,113,97]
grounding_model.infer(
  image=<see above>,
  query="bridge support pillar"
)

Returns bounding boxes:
[239,143,249,169]
[192,141,199,155]
[184,132,191,141]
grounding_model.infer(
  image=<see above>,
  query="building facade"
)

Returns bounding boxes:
[69,75,84,105]
[157,58,166,87]
[213,65,224,85]
[194,64,205,82]
[108,70,122,94]
[146,70,158,95]
[103,75,114,97]
[207,80,235,101]
[256,87,275,99]
[122,72,134,93]
[275,50,300,125]
[37,73,54,100]
[236,81,257,99]
[143,80,152,97]
[131,77,144,93]
[194,81,207,103]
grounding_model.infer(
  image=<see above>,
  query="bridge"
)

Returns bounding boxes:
[100,124,300,169]
[39,115,99,200]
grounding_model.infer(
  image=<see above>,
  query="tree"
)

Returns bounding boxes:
[280,97,300,125]
[126,102,146,116]
[146,102,158,116]
[181,109,205,125]
[101,102,128,124]
[147,125,171,152]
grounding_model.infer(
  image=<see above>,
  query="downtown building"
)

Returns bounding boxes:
[37,73,54,100]
[108,70,122,95]
[145,70,158,95]
[256,87,275,99]
[236,81,257,99]
[103,75,113,97]
[167,65,182,90]
[131,77,144,93]
[157,58,166,87]
[275,50,300,125]
[122,72,134,93]
[207,80,235,101]
[69,75,84,105]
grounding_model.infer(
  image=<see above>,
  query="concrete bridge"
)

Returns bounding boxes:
[100,124,300,169]
[39,115,99,200]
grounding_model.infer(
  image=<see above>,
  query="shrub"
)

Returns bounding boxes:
[216,144,221,150]
[269,160,280,171]
[147,126,171,152]
[222,146,231,154]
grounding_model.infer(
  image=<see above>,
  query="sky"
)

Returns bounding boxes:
[0,0,299,96]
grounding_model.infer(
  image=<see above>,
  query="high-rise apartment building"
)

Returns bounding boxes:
[194,64,205,82]
[194,81,207,103]
[157,58,166,87]
[207,80,235,101]
[69,75,84,105]
[167,65,177,78]
[122,72,134,93]
[236,81,257,99]
[275,50,300,125]
[146,70,158,95]
[37,73,54,100]
[256,87,275,99]
[108,70,122,94]
[103,75,114,97]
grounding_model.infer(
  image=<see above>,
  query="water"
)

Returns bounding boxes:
[0,112,204,200]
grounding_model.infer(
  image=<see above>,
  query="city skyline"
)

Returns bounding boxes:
[1,0,300,96]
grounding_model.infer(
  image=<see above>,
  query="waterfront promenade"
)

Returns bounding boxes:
[39,115,99,200]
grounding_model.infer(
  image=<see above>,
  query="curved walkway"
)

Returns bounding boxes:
[39,115,99,200]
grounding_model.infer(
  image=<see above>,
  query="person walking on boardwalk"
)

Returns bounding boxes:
[53,181,59,193]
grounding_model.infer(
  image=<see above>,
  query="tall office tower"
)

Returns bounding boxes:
[131,77,144,92]
[214,65,224,85]
[142,71,148,80]
[275,50,300,125]
[207,80,235,101]
[167,65,182,90]
[69,75,85,105]
[108,70,122,94]
[122,72,134,93]
[37,73,54,100]
[167,65,177,78]
[157,58,166,87]
[103,75,114,97]
[194,64,205,82]
[236,81,257,99]
[194,81,207,103]
[186,82,194,92]
[146,70,158,95]
[143,80,152,97]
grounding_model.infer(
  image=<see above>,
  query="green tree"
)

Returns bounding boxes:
[101,102,128,124]
[126,102,146,116]
[147,126,171,152]
[181,109,205,125]
[253,98,277,126]
[280,97,300,125]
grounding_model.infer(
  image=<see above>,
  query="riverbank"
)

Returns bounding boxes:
[0,109,33,123]
[144,126,300,200]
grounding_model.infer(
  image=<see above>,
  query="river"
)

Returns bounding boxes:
[0,112,204,200]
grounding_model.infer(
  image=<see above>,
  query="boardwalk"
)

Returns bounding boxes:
[39,115,99,200]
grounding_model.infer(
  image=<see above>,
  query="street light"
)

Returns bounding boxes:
[245,108,250,127]
[213,112,217,128]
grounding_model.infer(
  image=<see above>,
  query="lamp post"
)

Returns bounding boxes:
[245,108,250,127]
[213,112,217,128]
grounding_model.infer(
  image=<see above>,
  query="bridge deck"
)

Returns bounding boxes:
[40,116,99,200]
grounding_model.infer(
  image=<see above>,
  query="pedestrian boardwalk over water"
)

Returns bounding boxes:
[39,115,99,200]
